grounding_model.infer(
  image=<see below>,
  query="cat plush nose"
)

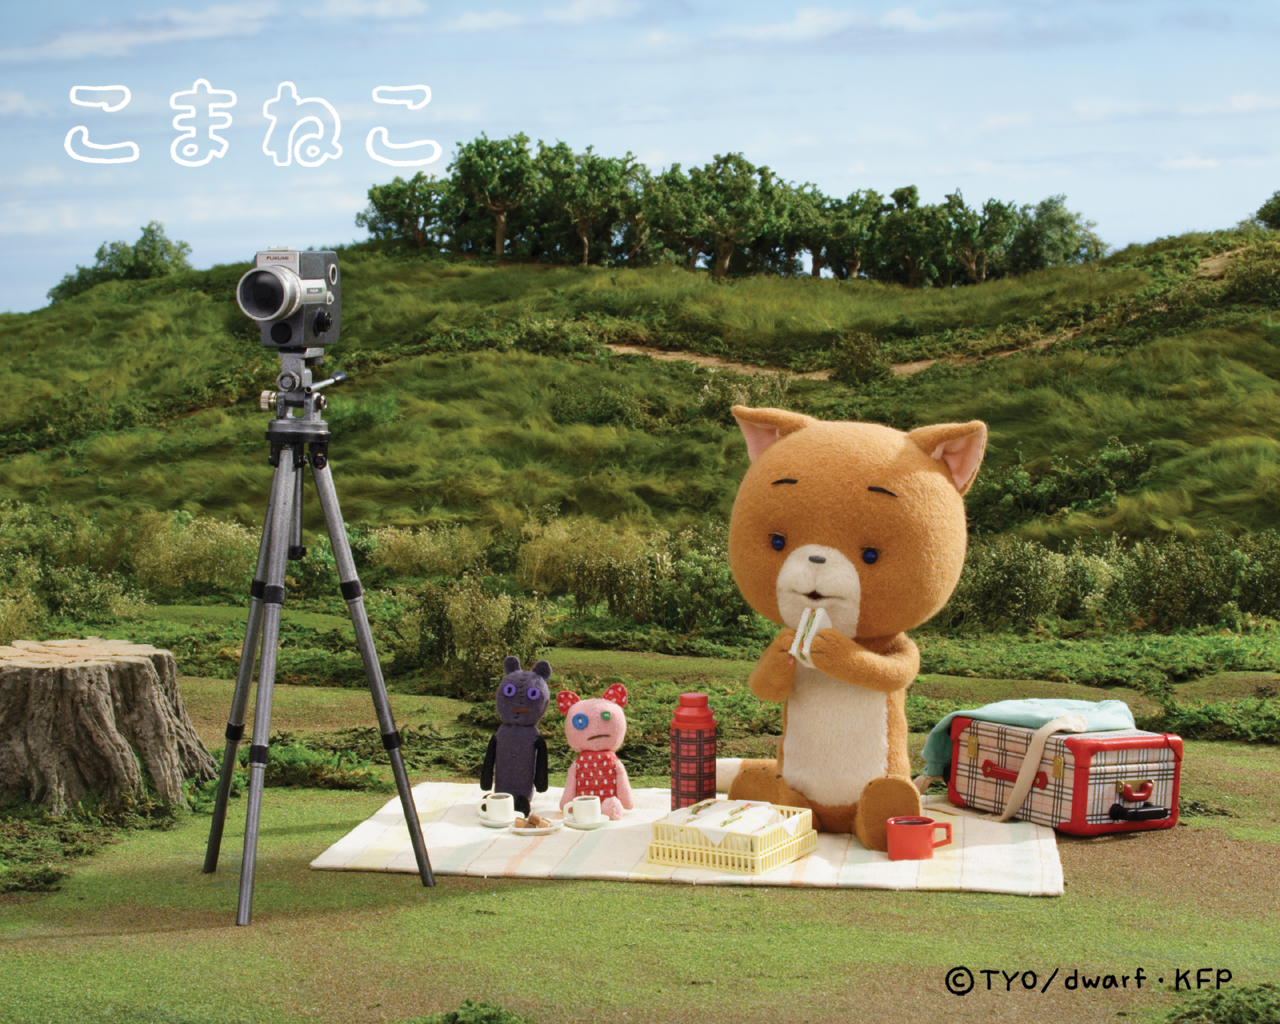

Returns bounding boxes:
[809,555,826,564]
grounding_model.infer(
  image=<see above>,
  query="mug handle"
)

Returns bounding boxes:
[933,822,953,848]
[564,804,576,821]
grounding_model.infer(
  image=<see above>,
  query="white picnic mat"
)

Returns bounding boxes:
[311,783,1063,896]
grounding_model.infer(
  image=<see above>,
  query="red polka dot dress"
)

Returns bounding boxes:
[573,750,621,800]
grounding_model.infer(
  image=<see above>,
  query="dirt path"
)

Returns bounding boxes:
[607,333,1067,380]
[609,248,1248,383]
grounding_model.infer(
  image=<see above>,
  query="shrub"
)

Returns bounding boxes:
[1164,982,1280,1024]
[517,515,671,618]
[967,437,1154,533]
[130,510,257,594]
[39,563,147,623]
[1114,531,1244,629]
[369,524,488,576]
[1224,241,1280,304]
[938,537,1065,629]
[827,330,890,385]
[651,523,755,631]
[406,1000,535,1024]
[0,555,45,643]
[691,368,792,424]
[377,575,549,700]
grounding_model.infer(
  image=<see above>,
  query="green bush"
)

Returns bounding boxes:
[1224,241,1280,304]
[40,563,147,623]
[130,510,257,595]
[376,574,549,700]
[651,522,755,631]
[369,523,488,576]
[967,437,1154,534]
[404,999,535,1024]
[517,514,671,617]
[827,330,890,385]
[938,537,1065,628]
[1164,982,1280,1024]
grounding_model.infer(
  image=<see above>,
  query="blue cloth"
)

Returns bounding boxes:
[920,698,1135,777]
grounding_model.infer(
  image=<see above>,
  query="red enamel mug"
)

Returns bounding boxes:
[886,815,952,860]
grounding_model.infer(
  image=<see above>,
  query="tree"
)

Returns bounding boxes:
[47,221,192,303]
[944,190,1018,284]
[688,153,781,278]
[449,132,539,259]
[782,183,835,277]
[1007,195,1107,273]
[355,172,452,250]
[877,186,947,288]
[1256,191,1280,231]
[827,189,883,281]
[536,142,635,266]
[646,164,712,271]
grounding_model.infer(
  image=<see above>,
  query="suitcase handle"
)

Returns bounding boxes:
[1110,802,1169,822]
[1119,780,1153,802]
[983,759,1047,790]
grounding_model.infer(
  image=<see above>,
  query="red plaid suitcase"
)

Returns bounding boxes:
[947,716,1183,836]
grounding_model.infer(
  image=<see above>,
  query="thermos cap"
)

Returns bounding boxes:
[673,692,715,728]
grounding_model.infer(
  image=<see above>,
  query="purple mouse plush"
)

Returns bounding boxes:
[480,657,551,816]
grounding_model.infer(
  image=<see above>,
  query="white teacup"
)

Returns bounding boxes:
[564,795,601,825]
[478,792,516,826]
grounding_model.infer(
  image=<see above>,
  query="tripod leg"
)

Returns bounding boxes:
[204,471,279,873]
[310,454,435,887]
[236,451,299,925]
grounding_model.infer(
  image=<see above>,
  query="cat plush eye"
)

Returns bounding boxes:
[502,683,517,697]
[572,713,589,730]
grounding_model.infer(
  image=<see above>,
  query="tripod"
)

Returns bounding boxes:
[203,347,434,925]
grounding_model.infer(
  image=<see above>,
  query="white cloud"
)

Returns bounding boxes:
[0,3,277,62]
[728,7,859,42]
[0,91,42,115]
[1179,93,1280,117]
[313,0,428,16]
[1161,156,1221,171]
[544,0,637,25]
[443,0,633,32]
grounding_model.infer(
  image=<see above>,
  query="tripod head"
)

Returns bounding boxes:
[259,347,349,436]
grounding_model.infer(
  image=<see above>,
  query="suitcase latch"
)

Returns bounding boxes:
[967,734,978,760]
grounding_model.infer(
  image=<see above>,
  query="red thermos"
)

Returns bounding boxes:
[670,692,716,810]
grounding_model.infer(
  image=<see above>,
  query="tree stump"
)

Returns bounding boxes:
[0,638,216,815]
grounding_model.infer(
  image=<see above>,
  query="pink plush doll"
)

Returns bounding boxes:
[557,683,633,820]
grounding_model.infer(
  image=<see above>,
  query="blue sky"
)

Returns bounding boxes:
[2,0,1278,313]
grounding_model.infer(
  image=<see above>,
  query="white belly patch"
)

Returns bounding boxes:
[779,665,889,807]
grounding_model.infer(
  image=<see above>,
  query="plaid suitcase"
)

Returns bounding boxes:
[947,716,1183,835]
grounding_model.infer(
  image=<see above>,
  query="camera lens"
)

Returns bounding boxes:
[237,267,301,321]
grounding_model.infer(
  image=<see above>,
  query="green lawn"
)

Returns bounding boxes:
[3,662,1277,1024]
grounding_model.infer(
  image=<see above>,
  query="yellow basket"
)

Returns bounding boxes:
[646,804,817,875]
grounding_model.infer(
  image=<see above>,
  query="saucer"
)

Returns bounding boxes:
[509,821,564,836]
[564,818,610,831]
[479,818,515,829]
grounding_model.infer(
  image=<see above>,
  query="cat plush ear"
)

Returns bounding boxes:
[601,682,628,707]
[503,656,522,674]
[556,690,581,716]
[908,421,988,495]
[731,406,817,462]
[532,660,552,680]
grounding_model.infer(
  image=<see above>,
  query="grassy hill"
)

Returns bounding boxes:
[1,228,1277,538]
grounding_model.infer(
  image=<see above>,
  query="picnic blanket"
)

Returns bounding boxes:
[311,783,1063,896]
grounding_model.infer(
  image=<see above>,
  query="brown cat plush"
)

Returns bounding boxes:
[724,406,986,852]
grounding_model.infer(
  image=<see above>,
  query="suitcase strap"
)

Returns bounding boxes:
[996,715,1088,821]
